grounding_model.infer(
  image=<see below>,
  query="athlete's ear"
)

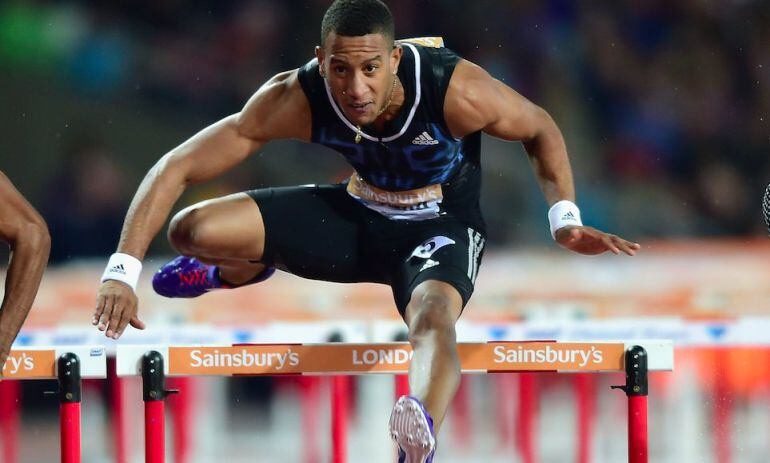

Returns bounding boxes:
[390,44,403,74]
[315,46,326,77]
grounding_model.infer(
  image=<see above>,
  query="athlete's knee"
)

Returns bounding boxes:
[168,205,215,255]
[407,285,459,342]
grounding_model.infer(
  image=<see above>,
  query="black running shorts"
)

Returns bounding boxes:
[246,184,486,316]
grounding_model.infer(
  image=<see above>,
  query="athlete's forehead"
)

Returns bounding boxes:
[322,32,393,59]
[329,54,384,65]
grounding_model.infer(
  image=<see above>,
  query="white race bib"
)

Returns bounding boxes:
[346,173,443,220]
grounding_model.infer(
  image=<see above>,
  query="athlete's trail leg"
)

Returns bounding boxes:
[167,193,269,284]
[404,280,463,432]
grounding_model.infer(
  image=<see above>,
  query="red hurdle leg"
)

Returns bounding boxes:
[58,353,82,463]
[142,351,177,463]
[168,377,195,463]
[612,346,649,463]
[575,374,596,463]
[628,395,648,463]
[395,375,410,399]
[145,401,165,463]
[0,379,20,463]
[332,375,350,463]
[60,402,81,463]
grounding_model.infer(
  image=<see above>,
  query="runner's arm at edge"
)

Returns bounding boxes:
[0,172,51,373]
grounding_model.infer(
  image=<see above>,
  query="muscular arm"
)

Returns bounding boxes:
[94,70,311,340]
[444,60,639,255]
[444,60,572,206]
[118,70,311,259]
[0,172,50,369]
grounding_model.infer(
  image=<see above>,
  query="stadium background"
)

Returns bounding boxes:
[1,1,770,462]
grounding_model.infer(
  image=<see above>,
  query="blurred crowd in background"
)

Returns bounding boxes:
[0,0,768,263]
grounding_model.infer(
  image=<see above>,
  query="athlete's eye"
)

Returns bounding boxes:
[365,64,378,73]
[334,66,347,75]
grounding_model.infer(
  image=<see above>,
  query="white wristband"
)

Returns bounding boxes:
[101,253,143,292]
[548,200,583,239]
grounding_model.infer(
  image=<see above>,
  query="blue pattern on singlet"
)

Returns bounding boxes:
[315,122,464,191]
[304,44,470,192]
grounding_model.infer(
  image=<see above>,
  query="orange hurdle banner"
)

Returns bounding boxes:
[115,341,673,377]
[3,346,107,379]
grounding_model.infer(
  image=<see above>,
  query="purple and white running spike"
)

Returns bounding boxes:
[389,396,436,463]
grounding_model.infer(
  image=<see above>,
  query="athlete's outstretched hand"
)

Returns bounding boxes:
[555,226,640,256]
[93,281,146,339]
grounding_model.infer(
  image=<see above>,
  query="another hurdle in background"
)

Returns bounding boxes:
[0,347,107,463]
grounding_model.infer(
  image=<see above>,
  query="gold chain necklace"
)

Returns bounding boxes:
[355,75,398,144]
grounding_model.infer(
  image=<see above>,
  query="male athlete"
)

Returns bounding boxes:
[0,171,50,376]
[93,0,640,460]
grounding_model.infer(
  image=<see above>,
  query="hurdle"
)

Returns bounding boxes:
[117,340,672,463]
[2,346,107,463]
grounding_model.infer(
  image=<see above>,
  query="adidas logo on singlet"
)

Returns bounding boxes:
[411,131,439,145]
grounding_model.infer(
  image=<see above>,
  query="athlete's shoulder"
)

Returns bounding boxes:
[443,59,500,138]
[398,37,460,66]
[296,57,325,101]
[446,59,547,141]
[448,59,496,97]
[237,69,311,142]
[398,37,464,131]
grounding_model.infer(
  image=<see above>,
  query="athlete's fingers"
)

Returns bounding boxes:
[93,295,108,326]
[612,233,641,248]
[602,235,620,255]
[98,294,115,331]
[569,228,582,242]
[613,235,641,255]
[616,237,638,256]
[115,305,133,339]
[106,299,125,339]
[129,317,146,330]
[616,241,634,256]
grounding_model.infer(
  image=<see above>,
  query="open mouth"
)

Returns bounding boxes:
[349,102,372,115]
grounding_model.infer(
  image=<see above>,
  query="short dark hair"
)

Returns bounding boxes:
[321,0,394,46]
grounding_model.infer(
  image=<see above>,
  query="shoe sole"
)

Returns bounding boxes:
[389,396,435,463]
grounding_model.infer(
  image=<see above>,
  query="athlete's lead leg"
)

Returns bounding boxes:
[390,280,463,462]
[405,280,463,430]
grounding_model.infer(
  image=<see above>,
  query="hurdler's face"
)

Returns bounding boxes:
[316,32,402,126]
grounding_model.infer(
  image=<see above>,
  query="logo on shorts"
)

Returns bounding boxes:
[410,236,456,259]
[467,228,485,284]
[420,259,439,272]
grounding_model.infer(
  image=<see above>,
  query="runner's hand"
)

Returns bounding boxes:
[555,226,640,256]
[93,280,146,339]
